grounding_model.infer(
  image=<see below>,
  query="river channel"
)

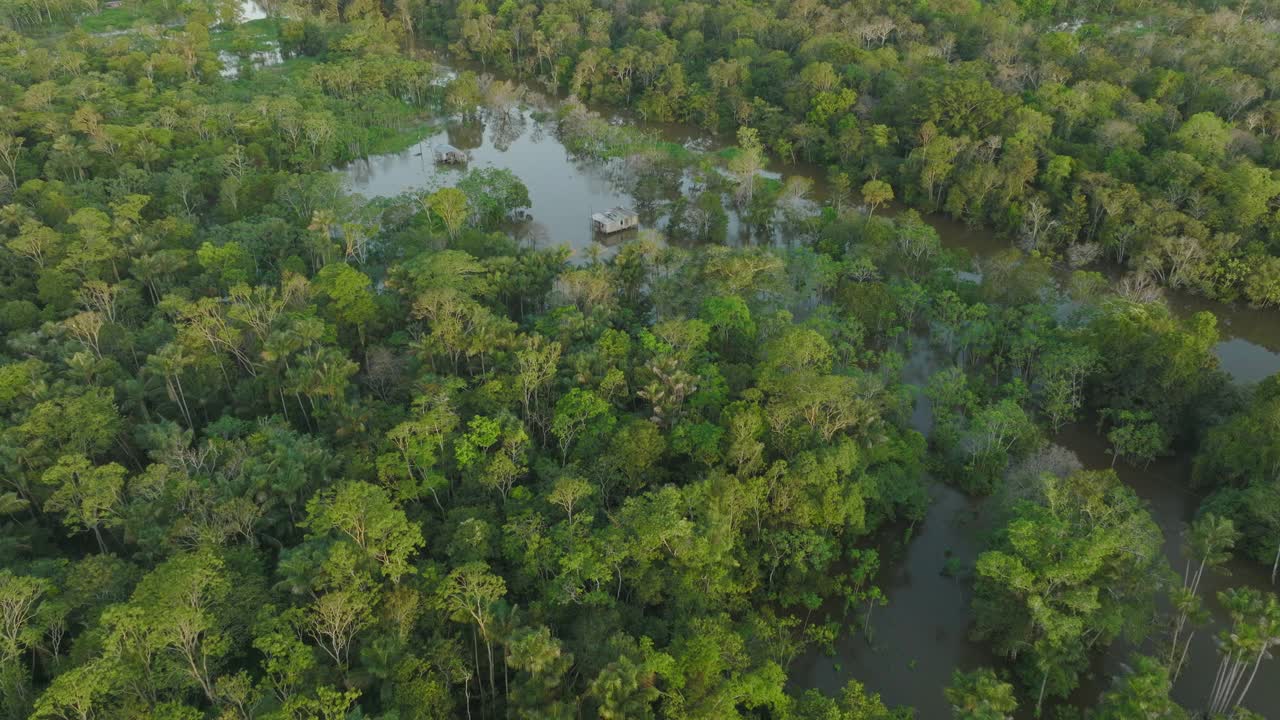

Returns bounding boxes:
[328,54,1280,716]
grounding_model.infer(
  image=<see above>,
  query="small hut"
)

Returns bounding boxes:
[591,207,639,234]
[433,144,467,164]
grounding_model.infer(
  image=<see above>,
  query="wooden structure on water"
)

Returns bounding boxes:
[591,207,639,234]
[433,144,467,164]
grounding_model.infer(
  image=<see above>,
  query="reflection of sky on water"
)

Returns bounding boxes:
[239,0,267,21]
[217,47,282,77]
[340,110,634,259]
[1213,338,1280,385]
[339,61,1280,384]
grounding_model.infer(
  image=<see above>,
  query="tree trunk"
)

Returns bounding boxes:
[1209,653,1232,714]
[1035,668,1049,718]
[1211,654,1245,716]
[1174,631,1194,680]
[1191,556,1208,596]
[1272,541,1279,585]
[1233,643,1271,710]
[1219,658,1246,715]
[1169,616,1183,665]
[464,677,472,720]
[486,638,495,699]
[472,627,481,695]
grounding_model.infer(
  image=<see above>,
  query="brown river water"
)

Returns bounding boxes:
[334,60,1280,717]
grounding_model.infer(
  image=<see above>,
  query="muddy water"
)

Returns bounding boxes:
[1053,425,1280,715]
[788,482,999,716]
[790,341,1002,717]
[335,63,1280,384]
[336,57,1280,714]
[793,357,1280,718]
[342,112,639,254]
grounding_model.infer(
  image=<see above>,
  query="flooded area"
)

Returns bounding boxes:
[334,61,1280,386]
[343,112,638,253]
[218,1,281,77]
[330,56,1280,716]
[792,349,1280,717]
[789,482,998,717]
[217,47,283,77]
[340,103,803,256]
[1168,292,1280,383]
[1054,425,1280,715]
[790,341,1001,717]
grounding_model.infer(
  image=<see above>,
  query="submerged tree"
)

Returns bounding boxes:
[1092,655,1187,720]
[1205,588,1280,717]
[1169,514,1237,678]
[973,470,1166,714]
[945,668,1017,720]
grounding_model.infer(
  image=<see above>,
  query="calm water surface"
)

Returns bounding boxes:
[792,348,1280,717]
[335,58,1280,715]
[343,113,637,252]
[336,64,1280,384]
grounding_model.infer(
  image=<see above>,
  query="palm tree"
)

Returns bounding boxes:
[1207,588,1280,716]
[1170,514,1237,676]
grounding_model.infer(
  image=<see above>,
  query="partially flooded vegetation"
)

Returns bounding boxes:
[2,1,1280,719]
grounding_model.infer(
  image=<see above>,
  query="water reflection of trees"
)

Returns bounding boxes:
[446,119,484,151]
[483,80,527,151]
[513,220,550,249]
[608,151,684,221]
[485,110,526,152]
[447,78,532,152]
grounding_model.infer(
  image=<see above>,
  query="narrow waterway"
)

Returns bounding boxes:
[789,341,1003,717]
[792,344,1280,718]
[324,54,1280,716]
[1054,424,1280,715]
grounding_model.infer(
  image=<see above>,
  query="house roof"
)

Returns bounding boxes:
[591,207,636,223]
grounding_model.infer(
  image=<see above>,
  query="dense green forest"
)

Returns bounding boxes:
[1,0,1279,719]
[427,0,1280,307]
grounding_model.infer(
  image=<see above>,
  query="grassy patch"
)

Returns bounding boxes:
[216,55,438,160]
[616,139,695,163]
[210,18,281,53]
[714,146,741,162]
[77,6,152,33]
[217,55,318,96]
[364,120,440,156]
